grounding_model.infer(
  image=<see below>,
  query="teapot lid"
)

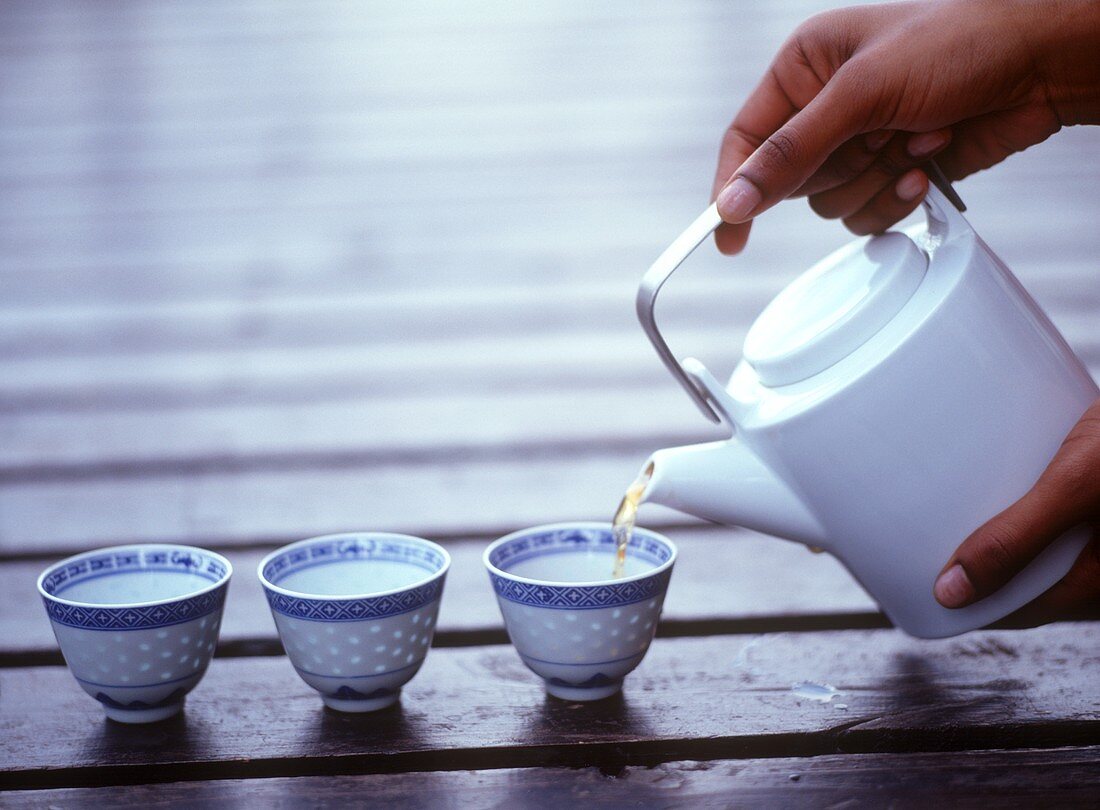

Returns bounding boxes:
[743,232,927,387]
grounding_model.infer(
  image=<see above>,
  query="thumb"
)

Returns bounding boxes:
[717,66,875,224]
[934,399,1100,609]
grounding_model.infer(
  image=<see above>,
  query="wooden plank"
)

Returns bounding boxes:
[2,624,1099,788]
[0,327,744,412]
[0,389,712,476]
[0,276,782,361]
[0,70,750,128]
[0,0,804,52]
[2,316,1095,413]
[1,130,1094,219]
[0,0,808,28]
[1,0,1096,605]
[3,169,1097,260]
[0,454,681,553]
[5,747,1100,807]
[3,263,1096,362]
[0,200,838,304]
[0,526,878,661]
[0,145,1094,306]
[0,89,1091,179]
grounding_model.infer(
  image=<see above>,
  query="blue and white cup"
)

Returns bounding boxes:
[484,522,676,701]
[258,533,450,713]
[37,544,232,724]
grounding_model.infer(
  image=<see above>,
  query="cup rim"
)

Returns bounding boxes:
[37,543,233,610]
[483,521,677,588]
[257,532,451,601]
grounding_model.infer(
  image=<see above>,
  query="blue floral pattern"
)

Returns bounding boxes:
[489,568,671,609]
[43,585,228,630]
[262,535,447,621]
[331,685,395,701]
[264,577,444,621]
[489,526,670,571]
[487,525,674,609]
[262,536,445,583]
[95,686,189,710]
[42,548,228,596]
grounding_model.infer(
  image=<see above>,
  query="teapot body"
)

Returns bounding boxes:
[724,216,1095,637]
[642,188,1097,637]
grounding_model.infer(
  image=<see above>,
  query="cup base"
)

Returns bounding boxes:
[545,680,622,702]
[322,690,401,713]
[103,700,184,724]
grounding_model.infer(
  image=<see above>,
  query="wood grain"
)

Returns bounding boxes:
[1,0,1096,556]
[0,454,681,553]
[6,747,1100,807]
[2,0,1097,800]
[2,624,1099,788]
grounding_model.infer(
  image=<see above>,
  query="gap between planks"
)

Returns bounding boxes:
[4,746,1100,805]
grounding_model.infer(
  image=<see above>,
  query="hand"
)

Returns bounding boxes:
[712,0,1100,254]
[933,398,1100,625]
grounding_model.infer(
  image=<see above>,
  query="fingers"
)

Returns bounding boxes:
[808,128,950,222]
[712,69,799,199]
[998,529,1100,628]
[715,127,944,252]
[934,399,1100,609]
[711,11,879,254]
[714,220,752,256]
[716,64,877,224]
[841,168,928,236]
[794,130,895,198]
[712,68,800,255]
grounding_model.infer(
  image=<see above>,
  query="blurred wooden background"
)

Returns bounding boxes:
[2,0,1097,556]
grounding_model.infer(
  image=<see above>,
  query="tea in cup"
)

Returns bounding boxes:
[484,522,676,701]
[258,533,449,712]
[38,544,232,724]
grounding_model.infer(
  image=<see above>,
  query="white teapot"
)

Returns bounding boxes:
[637,178,1097,638]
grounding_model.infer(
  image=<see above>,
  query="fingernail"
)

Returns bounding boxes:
[907,130,949,158]
[933,564,975,608]
[717,176,763,223]
[896,170,925,201]
[865,130,892,151]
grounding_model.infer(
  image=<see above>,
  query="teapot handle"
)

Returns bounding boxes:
[637,162,965,424]
[636,202,726,423]
[921,161,969,240]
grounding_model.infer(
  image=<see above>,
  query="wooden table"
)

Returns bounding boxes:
[2,0,1098,805]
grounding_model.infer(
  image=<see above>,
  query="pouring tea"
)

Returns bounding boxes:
[632,179,1098,638]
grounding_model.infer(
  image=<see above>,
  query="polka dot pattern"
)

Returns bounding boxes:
[51,612,223,711]
[484,524,676,701]
[274,599,443,701]
[499,599,663,666]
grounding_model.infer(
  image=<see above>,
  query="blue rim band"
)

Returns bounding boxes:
[43,586,227,631]
[487,526,674,609]
[261,535,447,622]
[264,578,444,622]
[489,568,671,609]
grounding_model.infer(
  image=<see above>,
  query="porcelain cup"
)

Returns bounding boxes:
[258,533,450,713]
[484,522,676,701]
[37,544,232,724]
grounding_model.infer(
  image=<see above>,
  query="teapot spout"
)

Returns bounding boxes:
[644,439,827,547]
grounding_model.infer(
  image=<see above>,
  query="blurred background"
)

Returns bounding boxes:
[2,0,1097,556]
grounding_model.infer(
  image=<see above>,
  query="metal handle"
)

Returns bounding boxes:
[637,162,963,423]
[925,160,966,213]
[636,202,725,423]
